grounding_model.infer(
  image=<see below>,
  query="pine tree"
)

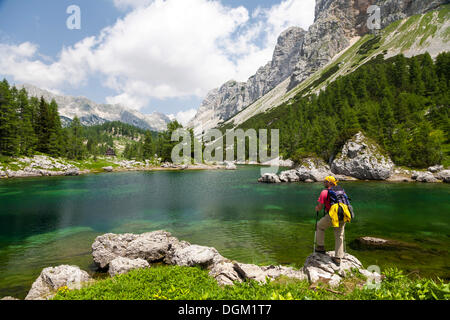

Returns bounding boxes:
[142,131,154,159]
[0,80,19,156]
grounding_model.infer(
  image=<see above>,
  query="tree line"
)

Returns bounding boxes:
[0,80,186,162]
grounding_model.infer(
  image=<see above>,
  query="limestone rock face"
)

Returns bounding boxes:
[303,252,382,288]
[25,265,91,300]
[188,27,307,134]
[331,132,394,180]
[108,257,150,277]
[91,230,180,269]
[189,0,447,136]
[289,0,447,88]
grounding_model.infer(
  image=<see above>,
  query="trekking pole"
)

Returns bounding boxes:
[313,210,319,253]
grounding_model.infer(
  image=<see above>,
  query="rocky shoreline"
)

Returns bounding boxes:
[0,155,232,180]
[259,132,449,184]
[2,230,382,300]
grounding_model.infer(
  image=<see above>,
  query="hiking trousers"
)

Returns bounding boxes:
[316,214,346,259]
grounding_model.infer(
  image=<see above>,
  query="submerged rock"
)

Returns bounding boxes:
[25,265,91,300]
[332,132,394,180]
[350,236,420,251]
[108,257,150,277]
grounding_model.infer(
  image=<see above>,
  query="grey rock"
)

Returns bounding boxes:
[332,132,394,180]
[65,168,79,176]
[25,265,91,300]
[413,171,439,183]
[279,170,300,182]
[208,261,242,286]
[436,170,450,183]
[1,296,20,300]
[350,236,419,251]
[428,165,443,173]
[92,230,180,269]
[225,162,237,170]
[108,257,150,277]
[303,252,382,288]
[103,166,114,172]
[165,244,225,268]
[18,84,170,131]
[234,263,307,284]
[258,173,281,184]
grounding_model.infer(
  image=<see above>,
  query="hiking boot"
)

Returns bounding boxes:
[315,246,326,254]
[331,257,341,266]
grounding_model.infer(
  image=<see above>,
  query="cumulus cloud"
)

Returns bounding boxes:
[169,108,197,126]
[0,0,315,111]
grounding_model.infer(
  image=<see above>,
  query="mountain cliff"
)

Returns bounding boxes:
[188,0,448,135]
[17,84,170,131]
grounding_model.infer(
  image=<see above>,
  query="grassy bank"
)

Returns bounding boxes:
[53,265,449,300]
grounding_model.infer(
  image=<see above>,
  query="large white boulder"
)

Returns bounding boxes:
[332,132,394,180]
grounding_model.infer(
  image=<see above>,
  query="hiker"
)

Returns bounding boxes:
[315,176,352,266]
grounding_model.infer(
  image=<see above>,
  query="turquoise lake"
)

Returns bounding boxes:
[0,166,449,298]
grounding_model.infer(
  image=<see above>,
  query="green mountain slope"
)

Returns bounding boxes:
[221,6,450,131]
[231,51,449,168]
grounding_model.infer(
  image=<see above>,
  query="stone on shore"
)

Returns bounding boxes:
[89,230,383,289]
[412,171,439,183]
[331,132,394,180]
[92,230,181,269]
[258,173,281,183]
[165,244,225,268]
[25,265,91,300]
[103,166,113,172]
[428,165,443,173]
[436,170,450,183]
[303,252,382,288]
[108,257,150,277]
[1,296,19,300]
[225,162,237,170]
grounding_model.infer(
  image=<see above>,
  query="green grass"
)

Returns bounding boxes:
[53,265,449,300]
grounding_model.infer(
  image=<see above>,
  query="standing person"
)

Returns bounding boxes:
[315,176,352,266]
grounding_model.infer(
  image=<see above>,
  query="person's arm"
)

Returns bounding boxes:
[316,202,324,212]
[316,189,327,212]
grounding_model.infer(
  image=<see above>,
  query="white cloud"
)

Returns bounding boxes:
[169,108,197,126]
[0,0,315,112]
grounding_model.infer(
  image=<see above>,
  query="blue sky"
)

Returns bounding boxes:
[0,0,315,122]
